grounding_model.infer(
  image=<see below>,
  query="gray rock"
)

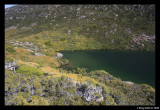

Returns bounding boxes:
[35,52,42,56]
[77,91,83,97]
[34,52,45,56]
[123,81,134,85]
[95,86,103,93]
[104,75,113,81]
[13,42,19,46]
[56,52,63,58]
[5,26,17,31]
[31,89,35,95]
[68,29,71,36]
[68,78,73,82]
[5,62,17,71]
[96,96,104,102]
[28,96,32,102]
[76,83,104,102]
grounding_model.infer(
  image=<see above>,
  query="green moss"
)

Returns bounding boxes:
[106,95,116,105]
[17,64,43,76]
[5,45,16,53]
[5,57,14,63]
[30,52,35,55]
[44,41,52,47]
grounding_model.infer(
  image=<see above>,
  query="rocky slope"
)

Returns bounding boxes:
[5,5,155,51]
[5,44,155,105]
[5,61,155,105]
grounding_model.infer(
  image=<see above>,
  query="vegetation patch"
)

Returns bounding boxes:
[17,64,43,76]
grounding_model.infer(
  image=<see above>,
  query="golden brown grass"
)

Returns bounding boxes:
[6,47,60,67]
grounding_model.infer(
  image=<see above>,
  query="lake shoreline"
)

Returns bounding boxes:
[58,48,155,53]
[60,49,155,88]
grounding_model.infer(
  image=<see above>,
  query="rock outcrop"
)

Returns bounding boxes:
[7,41,43,52]
[83,85,103,102]
[5,62,17,71]
[66,80,105,102]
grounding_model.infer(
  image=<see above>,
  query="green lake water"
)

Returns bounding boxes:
[61,50,155,87]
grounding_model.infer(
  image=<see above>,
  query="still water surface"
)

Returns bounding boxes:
[61,50,155,87]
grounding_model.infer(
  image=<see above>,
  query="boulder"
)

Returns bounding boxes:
[123,81,134,85]
[56,52,63,58]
